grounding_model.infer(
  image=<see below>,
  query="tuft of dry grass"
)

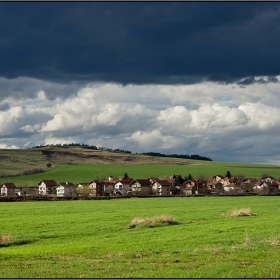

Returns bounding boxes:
[244,230,250,245]
[267,237,280,246]
[0,234,13,243]
[222,208,256,217]
[130,214,176,228]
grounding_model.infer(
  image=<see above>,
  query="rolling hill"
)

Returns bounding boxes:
[1,146,280,186]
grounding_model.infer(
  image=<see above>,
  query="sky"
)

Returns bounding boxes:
[1,2,280,164]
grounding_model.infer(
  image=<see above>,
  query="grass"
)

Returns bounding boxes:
[1,196,280,278]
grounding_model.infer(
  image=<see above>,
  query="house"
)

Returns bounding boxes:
[184,180,195,188]
[212,175,225,182]
[185,179,208,194]
[38,180,57,196]
[171,185,182,195]
[180,184,193,196]
[102,181,116,196]
[56,182,75,198]
[130,179,152,196]
[223,183,241,193]
[261,176,275,183]
[75,182,90,197]
[253,181,279,194]
[114,179,133,195]
[0,183,17,197]
[88,180,104,197]
[151,179,171,196]
[242,178,257,184]
[148,177,160,183]
[206,181,224,193]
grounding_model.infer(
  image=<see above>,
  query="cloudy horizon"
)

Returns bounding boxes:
[1,2,280,164]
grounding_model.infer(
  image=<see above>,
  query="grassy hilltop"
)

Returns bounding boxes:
[1,146,280,186]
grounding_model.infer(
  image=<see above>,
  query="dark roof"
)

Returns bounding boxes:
[152,179,171,186]
[262,176,275,179]
[57,182,75,187]
[1,182,16,188]
[132,179,151,185]
[103,181,115,186]
[89,180,102,183]
[39,180,57,186]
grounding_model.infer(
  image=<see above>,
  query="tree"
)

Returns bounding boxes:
[188,173,193,180]
[123,172,129,179]
[175,175,184,186]
[225,170,231,178]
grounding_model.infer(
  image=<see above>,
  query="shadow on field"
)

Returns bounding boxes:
[0,239,34,247]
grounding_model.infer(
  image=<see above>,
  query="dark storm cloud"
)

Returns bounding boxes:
[0,77,83,100]
[237,76,279,85]
[0,2,280,85]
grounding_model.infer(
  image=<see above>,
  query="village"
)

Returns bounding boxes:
[1,173,280,200]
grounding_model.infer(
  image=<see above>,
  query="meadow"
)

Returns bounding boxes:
[3,162,280,187]
[1,196,280,278]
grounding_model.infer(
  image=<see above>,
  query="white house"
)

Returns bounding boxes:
[114,179,133,194]
[151,179,171,196]
[56,182,75,198]
[0,183,17,197]
[38,180,57,196]
[223,183,241,193]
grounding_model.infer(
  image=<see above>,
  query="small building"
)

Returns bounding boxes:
[212,175,225,182]
[223,183,241,193]
[102,181,115,196]
[56,182,75,198]
[151,179,171,196]
[130,179,152,196]
[171,185,182,195]
[38,180,58,196]
[114,179,133,195]
[0,183,17,197]
[261,176,275,183]
[180,185,193,196]
[75,182,90,197]
[88,180,104,197]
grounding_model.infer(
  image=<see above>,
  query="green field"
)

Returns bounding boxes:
[1,197,280,278]
[2,162,280,187]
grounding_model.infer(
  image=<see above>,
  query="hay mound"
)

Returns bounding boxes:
[222,208,256,217]
[0,234,13,243]
[130,214,176,228]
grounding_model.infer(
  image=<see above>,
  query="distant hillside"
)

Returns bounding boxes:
[0,145,206,178]
[32,143,212,161]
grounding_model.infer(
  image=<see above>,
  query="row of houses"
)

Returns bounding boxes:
[1,174,280,199]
